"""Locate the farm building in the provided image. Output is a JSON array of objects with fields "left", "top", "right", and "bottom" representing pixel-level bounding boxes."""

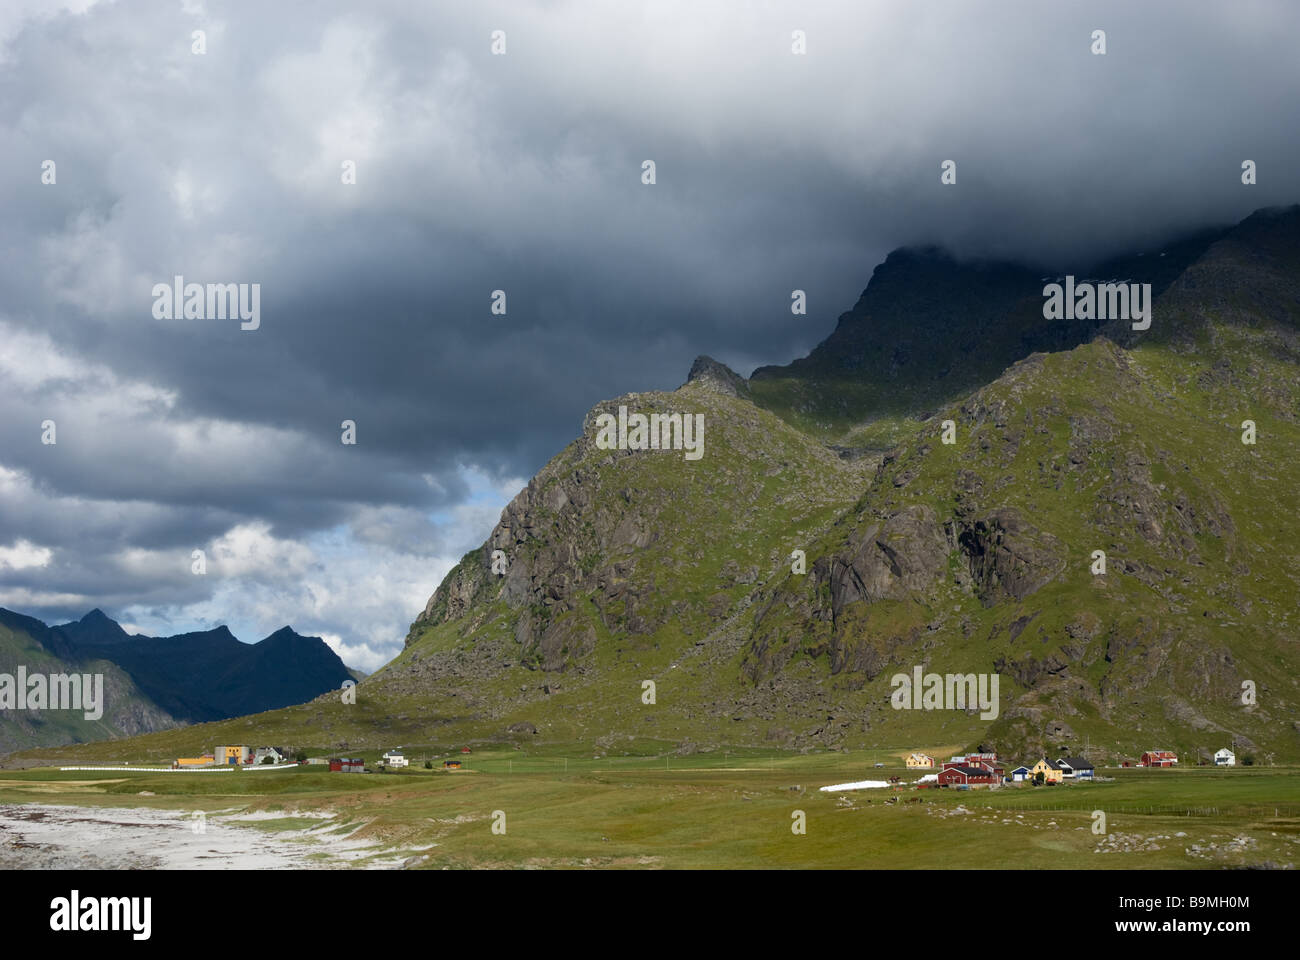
[
  {"left": 1009, "top": 766, "right": 1031, "bottom": 782},
  {"left": 216, "top": 745, "right": 252, "bottom": 766},
  {"left": 1030, "top": 758, "right": 1064, "bottom": 783},
  {"left": 937, "top": 765, "right": 999, "bottom": 788},
  {"left": 1214, "top": 748, "right": 1235, "bottom": 767},
  {"left": 253, "top": 746, "right": 289, "bottom": 764},
  {"left": 176, "top": 754, "right": 215, "bottom": 767},
  {"left": 1140, "top": 751, "right": 1178, "bottom": 767},
  {"left": 945, "top": 756, "right": 1003, "bottom": 778},
  {"left": 905, "top": 753, "right": 934, "bottom": 768},
  {"left": 1056, "top": 757, "right": 1095, "bottom": 780},
  {"left": 382, "top": 749, "right": 409, "bottom": 768},
  {"left": 443, "top": 759, "right": 462, "bottom": 769},
  {"left": 328, "top": 758, "right": 365, "bottom": 773}
]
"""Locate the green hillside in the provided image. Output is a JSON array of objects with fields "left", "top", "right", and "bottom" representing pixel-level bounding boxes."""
[{"left": 19, "top": 205, "right": 1300, "bottom": 770}]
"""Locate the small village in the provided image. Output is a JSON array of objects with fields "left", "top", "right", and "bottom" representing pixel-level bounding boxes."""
[
  {"left": 170, "top": 745, "right": 471, "bottom": 772},
  {"left": 165, "top": 742, "right": 1247, "bottom": 783},
  {"left": 895, "top": 746, "right": 1241, "bottom": 790}
]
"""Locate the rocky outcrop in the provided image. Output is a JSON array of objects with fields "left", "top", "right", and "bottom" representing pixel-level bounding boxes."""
[
  {"left": 684, "top": 355, "right": 750, "bottom": 398},
  {"left": 821, "top": 505, "right": 949, "bottom": 617},
  {"left": 954, "top": 508, "right": 1066, "bottom": 605}
]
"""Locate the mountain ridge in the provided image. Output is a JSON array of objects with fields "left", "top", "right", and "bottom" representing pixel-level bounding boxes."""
[{"left": 1, "top": 608, "right": 358, "bottom": 753}]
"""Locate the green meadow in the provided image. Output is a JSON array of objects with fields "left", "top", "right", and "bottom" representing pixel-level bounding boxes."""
[{"left": 3, "top": 746, "right": 1297, "bottom": 869}]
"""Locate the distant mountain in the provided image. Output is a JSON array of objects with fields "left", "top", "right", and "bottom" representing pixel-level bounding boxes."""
[
  {"left": 50, "top": 612, "right": 356, "bottom": 723},
  {"left": 0, "top": 608, "right": 178, "bottom": 754},
  {"left": 0, "top": 608, "right": 357, "bottom": 753}
]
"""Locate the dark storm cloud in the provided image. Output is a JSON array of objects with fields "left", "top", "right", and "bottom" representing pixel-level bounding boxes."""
[{"left": 1, "top": 0, "right": 1298, "bottom": 663}]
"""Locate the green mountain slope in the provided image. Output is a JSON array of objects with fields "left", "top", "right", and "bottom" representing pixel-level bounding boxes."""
[{"left": 25, "top": 205, "right": 1300, "bottom": 767}]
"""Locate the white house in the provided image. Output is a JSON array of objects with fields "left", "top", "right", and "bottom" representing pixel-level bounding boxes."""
[
  {"left": 383, "top": 749, "right": 409, "bottom": 768},
  {"left": 1214, "top": 748, "right": 1235, "bottom": 767},
  {"left": 1056, "top": 757, "right": 1095, "bottom": 780}
]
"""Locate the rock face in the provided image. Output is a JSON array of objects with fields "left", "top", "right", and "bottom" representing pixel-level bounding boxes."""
[
  {"left": 955, "top": 509, "right": 1066, "bottom": 605},
  {"left": 383, "top": 205, "right": 1300, "bottom": 763},
  {"left": 824, "top": 505, "right": 949, "bottom": 614}
]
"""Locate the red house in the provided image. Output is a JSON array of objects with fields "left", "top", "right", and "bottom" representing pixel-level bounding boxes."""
[
  {"left": 1140, "top": 751, "right": 1178, "bottom": 767},
  {"left": 937, "top": 765, "right": 1000, "bottom": 787},
  {"left": 944, "top": 756, "right": 1003, "bottom": 778}
]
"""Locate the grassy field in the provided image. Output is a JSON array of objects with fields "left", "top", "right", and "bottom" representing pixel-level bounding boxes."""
[{"left": 2, "top": 745, "right": 1297, "bottom": 869}]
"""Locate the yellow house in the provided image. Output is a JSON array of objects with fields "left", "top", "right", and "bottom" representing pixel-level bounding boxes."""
[
  {"left": 905, "top": 753, "right": 934, "bottom": 769},
  {"left": 176, "top": 755, "right": 214, "bottom": 767},
  {"left": 1031, "top": 757, "right": 1064, "bottom": 783},
  {"left": 216, "top": 745, "right": 251, "bottom": 766}
]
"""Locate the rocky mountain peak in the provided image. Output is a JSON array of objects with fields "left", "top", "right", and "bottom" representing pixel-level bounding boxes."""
[{"left": 683, "top": 355, "right": 750, "bottom": 398}]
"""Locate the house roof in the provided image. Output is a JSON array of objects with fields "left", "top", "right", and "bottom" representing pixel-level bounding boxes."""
[
  {"left": 944, "top": 765, "right": 996, "bottom": 778},
  {"left": 1010, "top": 766, "right": 1031, "bottom": 773},
  {"left": 1035, "top": 757, "right": 1062, "bottom": 769},
  {"left": 1058, "top": 757, "right": 1094, "bottom": 769}
]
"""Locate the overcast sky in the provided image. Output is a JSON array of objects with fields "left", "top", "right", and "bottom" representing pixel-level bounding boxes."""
[{"left": 1, "top": 0, "right": 1298, "bottom": 670}]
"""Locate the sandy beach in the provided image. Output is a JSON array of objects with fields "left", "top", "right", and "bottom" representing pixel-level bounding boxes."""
[{"left": 0, "top": 802, "right": 429, "bottom": 869}]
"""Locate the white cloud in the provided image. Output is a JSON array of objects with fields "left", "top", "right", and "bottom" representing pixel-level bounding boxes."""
[{"left": 0, "top": 539, "right": 52, "bottom": 571}]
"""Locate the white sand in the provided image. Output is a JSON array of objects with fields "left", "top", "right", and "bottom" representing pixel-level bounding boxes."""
[{"left": 0, "top": 803, "right": 424, "bottom": 869}]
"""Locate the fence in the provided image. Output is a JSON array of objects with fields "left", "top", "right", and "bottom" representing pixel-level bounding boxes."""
[
  {"left": 58, "top": 766, "right": 232, "bottom": 773},
  {"left": 962, "top": 799, "right": 1300, "bottom": 819}
]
